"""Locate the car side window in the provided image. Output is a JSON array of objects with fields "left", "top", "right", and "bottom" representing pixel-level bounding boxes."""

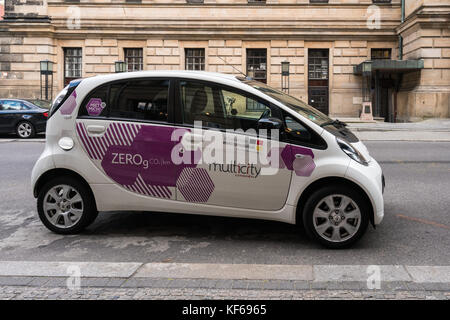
[
  {"left": 180, "top": 80, "right": 229, "bottom": 129},
  {"left": 110, "top": 79, "right": 169, "bottom": 122},
  {"left": 79, "top": 85, "right": 109, "bottom": 117},
  {"left": 180, "top": 80, "right": 272, "bottom": 131},
  {"left": 219, "top": 88, "right": 271, "bottom": 131},
  {"left": 282, "top": 112, "right": 327, "bottom": 149},
  {"left": 2, "top": 100, "right": 22, "bottom": 111}
]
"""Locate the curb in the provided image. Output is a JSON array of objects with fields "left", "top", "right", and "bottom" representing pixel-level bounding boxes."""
[{"left": 0, "top": 262, "right": 448, "bottom": 291}]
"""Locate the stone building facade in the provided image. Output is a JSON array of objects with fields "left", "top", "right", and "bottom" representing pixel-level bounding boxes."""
[{"left": 0, "top": 0, "right": 448, "bottom": 121}]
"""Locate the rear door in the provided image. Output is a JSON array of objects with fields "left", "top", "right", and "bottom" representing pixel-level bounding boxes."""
[
  {"left": 0, "top": 100, "right": 23, "bottom": 132},
  {"left": 76, "top": 78, "right": 195, "bottom": 200}
]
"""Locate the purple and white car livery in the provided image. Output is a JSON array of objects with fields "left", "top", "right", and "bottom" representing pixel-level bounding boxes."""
[{"left": 31, "top": 71, "right": 384, "bottom": 248}]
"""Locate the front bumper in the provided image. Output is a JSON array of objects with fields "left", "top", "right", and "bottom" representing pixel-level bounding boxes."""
[{"left": 345, "top": 158, "right": 385, "bottom": 225}]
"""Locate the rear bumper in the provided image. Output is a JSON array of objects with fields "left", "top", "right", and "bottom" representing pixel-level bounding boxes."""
[{"left": 35, "top": 121, "right": 47, "bottom": 133}]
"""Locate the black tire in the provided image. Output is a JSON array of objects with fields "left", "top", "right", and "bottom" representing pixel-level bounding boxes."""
[
  {"left": 16, "top": 121, "right": 35, "bottom": 139},
  {"left": 37, "top": 176, "right": 98, "bottom": 234},
  {"left": 302, "top": 185, "right": 370, "bottom": 249}
]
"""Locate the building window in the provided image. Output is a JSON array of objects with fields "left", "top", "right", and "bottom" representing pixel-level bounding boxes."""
[
  {"left": 124, "top": 48, "right": 143, "bottom": 72},
  {"left": 309, "top": 0, "right": 328, "bottom": 3},
  {"left": 246, "top": 49, "right": 267, "bottom": 83},
  {"left": 64, "top": 47, "right": 82, "bottom": 86},
  {"left": 371, "top": 48, "right": 392, "bottom": 60},
  {"left": 372, "top": 0, "right": 391, "bottom": 3},
  {"left": 185, "top": 48, "right": 205, "bottom": 71},
  {"left": 186, "top": 0, "right": 204, "bottom": 3},
  {"left": 248, "top": 0, "right": 266, "bottom": 3}
]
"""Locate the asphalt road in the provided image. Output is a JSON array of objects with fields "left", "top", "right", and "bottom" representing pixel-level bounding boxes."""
[{"left": 0, "top": 140, "right": 449, "bottom": 266}]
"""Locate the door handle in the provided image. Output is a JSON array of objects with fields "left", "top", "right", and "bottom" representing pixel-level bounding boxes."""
[
  {"left": 87, "top": 125, "right": 106, "bottom": 134},
  {"left": 295, "top": 154, "right": 305, "bottom": 159}
]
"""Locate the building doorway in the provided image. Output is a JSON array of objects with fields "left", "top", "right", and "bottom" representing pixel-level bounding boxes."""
[{"left": 308, "top": 49, "right": 329, "bottom": 115}]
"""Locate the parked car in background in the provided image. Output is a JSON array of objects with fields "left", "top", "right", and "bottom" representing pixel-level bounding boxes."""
[
  {"left": 0, "top": 99, "right": 48, "bottom": 138},
  {"left": 25, "top": 99, "right": 51, "bottom": 110}
]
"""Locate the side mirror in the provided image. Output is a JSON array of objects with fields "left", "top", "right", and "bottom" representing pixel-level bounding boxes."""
[{"left": 257, "top": 117, "right": 283, "bottom": 130}]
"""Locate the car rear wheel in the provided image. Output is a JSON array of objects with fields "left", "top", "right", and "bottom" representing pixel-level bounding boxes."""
[
  {"left": 37, "top": 177, "right": 98, "bottom": 234},
  {"left": 302, "top": 185, "right": 370, "bottom": 249},
  {"left": 16, "top": 121, "right": 35, "bottom": 139}
]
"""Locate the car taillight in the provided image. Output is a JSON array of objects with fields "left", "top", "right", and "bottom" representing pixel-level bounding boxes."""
[{"left": 43, "top": 112, "right": 48, "bottom": 118}]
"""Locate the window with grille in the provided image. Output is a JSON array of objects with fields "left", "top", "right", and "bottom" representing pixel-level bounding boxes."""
[
  {"left": 371, "top": 48, "right": 392, "bottom": 60},
  {"left": 185, "top": 48, "right": 205, "bottom": 71},
  {"left": 246, "top": 49, "right": 267, "bottom": 83},
  {"left": 125, "top": 48, "right": 143, "bottom": 72},
  {"left": 64, "top": 48, "right": 82, "bottom": 86}
]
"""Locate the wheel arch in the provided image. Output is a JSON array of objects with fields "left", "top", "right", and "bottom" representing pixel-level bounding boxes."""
[
  {"left": 33, "top": 168, "right": 96, "bottom": 210},
  {"left": 295, "top": 176, "right": 376, "bottom": 228}
]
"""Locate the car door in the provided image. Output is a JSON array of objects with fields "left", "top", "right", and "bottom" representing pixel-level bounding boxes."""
[
  {"left": 174, "top": 79, "right": 293, "bottom": 211},
  {"left": 0, "top": 100, "right": 7, "bottom": 132},
  {"left": 76, "top": 78, "right": 197, "bottom": 200}
]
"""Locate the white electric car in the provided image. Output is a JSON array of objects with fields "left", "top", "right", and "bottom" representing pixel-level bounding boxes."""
[{"left": 31, "top": 71, "right": 384, "bottom": 248}]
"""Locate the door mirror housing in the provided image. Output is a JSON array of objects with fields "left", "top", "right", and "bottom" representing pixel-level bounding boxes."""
[{"left": 257, "top": 117, "right": 283, "bottom": 130}]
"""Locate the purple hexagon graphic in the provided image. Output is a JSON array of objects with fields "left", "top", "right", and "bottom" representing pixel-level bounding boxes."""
[
  {"left": 59, "top": 90, "right": 77, "bottom": 115},
  {"left": 280, "top": 144, "right": 316, "bottom": 177},
  {"left": 76, "top": 122, "right": 202, "bottom": 198},
  {"left": 176, "top": 168, "right": 215, "bottom": 203},
  {"left": 292, "top": 155, "right": 315, "bottom": 177},
  {"left": 86, "top": 98, "right": 106, "bottom": 116}
]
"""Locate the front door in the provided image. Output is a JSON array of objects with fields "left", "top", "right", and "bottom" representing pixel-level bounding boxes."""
[
  {"left": 175, "top": 79, "right": 292, "bottom": 211},
  {"left": 308, "top": 49, "right": 329, "bottom": 115}
]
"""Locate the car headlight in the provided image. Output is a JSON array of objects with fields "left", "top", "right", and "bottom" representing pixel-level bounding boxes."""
[{"left": 336, "top": 137, "right": 369, "bottom": 166}]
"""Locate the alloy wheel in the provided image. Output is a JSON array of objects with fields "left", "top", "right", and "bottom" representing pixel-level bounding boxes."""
[
  {"left": 42, "top": 185, "right": 84, "bottom": 229},
  {"left": 312, "top": 194, "right": 361, "bottom": 243},
  {"left": 17, "top": 122, "right": 33, "bottom": 138}
]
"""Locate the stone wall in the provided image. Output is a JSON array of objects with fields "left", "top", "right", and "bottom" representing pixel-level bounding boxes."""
[
  {"left": 1, "top": 0, "right": 448, "bottom": 120},
  {"left": 397, "top": 1, "right": 450, "bottom": 121}
]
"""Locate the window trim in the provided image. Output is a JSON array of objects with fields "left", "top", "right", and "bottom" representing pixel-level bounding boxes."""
[
  {"left": 185, "top": 48, "right": 206, "bottom": 71},
  {"left": 63, "top": 47, "right": 82, "bottom": 85},
  {"left": 124, "top": 48, "right": 144, "bottom": 72},
  {"left": 77, "top": 77, "right": 175, "bottom": 125},
  {"left": 246, "top": 48, "right": 267, "bottom": 84}
]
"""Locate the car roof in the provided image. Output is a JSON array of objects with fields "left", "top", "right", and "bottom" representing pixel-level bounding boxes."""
[{"left": 82, "top": 70, "right": 242, "bottom": 85}]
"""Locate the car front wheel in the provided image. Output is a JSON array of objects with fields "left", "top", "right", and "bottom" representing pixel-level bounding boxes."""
[
  {"left": 37, "top": 177, "right": 98, "bottom": 234},
  {"left": 302, "top": 185, "right": 370, "bottom": 249}
]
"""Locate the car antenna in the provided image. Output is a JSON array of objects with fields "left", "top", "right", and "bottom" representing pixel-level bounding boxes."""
[{"left": 215, "top": 55, "right": 250, "bottom": 78}]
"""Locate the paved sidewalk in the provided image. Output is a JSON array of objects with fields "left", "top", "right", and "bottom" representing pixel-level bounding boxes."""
[
  {"left": 346, "top": 119, "right": 450, "bottom": 132},
  {"left": 343, "top": 118, "right": 450, "bottom": 141},
  {"left": 1, "top": 286, "right": 448, "bottom": 300},
  {"left": 0, "top": 261, "right": 448, "bottom": 299}
]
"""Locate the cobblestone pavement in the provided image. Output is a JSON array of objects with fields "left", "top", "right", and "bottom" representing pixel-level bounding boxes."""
[{"left": 0, "top": 286, "right": 449, "bottom": 300}]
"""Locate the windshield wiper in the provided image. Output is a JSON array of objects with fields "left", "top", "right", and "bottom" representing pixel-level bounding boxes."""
[{"left": 320, "top": 119, "right": 348, "bottom": 128}]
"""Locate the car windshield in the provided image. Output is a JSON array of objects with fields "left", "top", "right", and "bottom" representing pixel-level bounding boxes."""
[{"left": 243, "top": 80, "right": 331, "bottom": 126}]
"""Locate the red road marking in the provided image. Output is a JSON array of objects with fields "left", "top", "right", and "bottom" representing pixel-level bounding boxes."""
[{"left": 396, "top": 214, "right": 450, "bottom": 230}]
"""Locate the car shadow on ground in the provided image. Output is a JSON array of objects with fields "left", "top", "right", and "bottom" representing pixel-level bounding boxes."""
[
  {"left": 0, "top": 133, "right": 45, "bottom": 140},
  {"left": 85, "top": 210, "right": 309, "bottom": 244}
]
